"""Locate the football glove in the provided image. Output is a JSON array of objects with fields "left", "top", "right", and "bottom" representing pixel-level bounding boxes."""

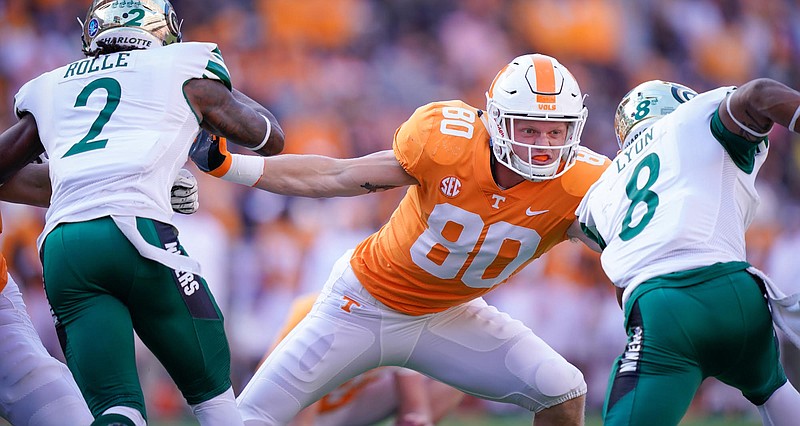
[
  {"left": 189, "top": 130, "right": 232, "bottom": 177},
  {"left": 189, "top": 129, "right": 265, "bottom": 186},
  {"left": 171, "top": 168, "right": 199, "bottom": 214}
]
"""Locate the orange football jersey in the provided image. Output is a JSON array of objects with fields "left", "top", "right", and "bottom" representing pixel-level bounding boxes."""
[{"left": 351, "top": 100, "right": 609, "bottom": 315}]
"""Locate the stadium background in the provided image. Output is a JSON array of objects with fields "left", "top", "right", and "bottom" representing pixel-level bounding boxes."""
[{"left": 0, "top": 0, "right": 799, "bottom": 424}]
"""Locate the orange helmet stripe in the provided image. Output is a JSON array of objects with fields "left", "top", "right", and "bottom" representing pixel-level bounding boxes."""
[
  {"left": 532, "top": 55, "right": 556, "bottom": 104},
  {"left": 487, "top": 64, "right": 510, "bottom": 98}
]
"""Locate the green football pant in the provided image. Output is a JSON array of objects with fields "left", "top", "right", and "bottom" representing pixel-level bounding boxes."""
[
  {"left": 42, "top": 216, "right": 231, "bottom": 419},
  {"left": 603, "top": 269, "right": 786, "bottom": 426}
]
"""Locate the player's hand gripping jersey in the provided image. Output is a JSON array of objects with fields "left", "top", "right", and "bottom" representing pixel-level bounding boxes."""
[
  {"left": 13, "top": 42, "right": 231, "bottom": 251},
  {"left": 576, "top": 87, "right": 766, "bottom": 301},
  {"left": 351, "top": 101, "right": 609, "bottom": 314}
]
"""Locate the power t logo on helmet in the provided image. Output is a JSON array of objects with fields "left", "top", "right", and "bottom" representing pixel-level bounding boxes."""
[
  {"left": 80, "top": 0, "right": 182, "bottom": 56},
  {"left": 485, "top": 53, "right": 588, "bottom": 181}
]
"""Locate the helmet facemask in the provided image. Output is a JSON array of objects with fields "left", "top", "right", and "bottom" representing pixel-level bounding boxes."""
[
  {"left": 80, "top": 0, "right": 182, "bottom": 57},
  {"left": 615, "top": 80, "right": 697, "bottom": 150},
  {"left": 485, "top": 54, "right": 588, "bottom": 181},
  {"left": 488, "top": 109, "right": 586, "bottom": 181}
]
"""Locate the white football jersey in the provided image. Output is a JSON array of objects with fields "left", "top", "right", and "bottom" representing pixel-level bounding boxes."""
[
  {"left": 576, "top": 87, "right": 767, "bottom": 298},
  {"left": 14, "top": 42, "right": 231, "bottom": 250}
]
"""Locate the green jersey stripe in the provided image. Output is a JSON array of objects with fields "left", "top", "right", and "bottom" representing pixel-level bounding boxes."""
[{"left": 205, "top": 60, "right": 231, "bottom": 91}]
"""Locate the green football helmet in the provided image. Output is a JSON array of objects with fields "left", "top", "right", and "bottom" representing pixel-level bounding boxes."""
[
  {"left": 81, "top": 0, "right": 182, "bottom": 55},
  {"left": 615, "top": 80, "right": 697, "bottom": 149}
]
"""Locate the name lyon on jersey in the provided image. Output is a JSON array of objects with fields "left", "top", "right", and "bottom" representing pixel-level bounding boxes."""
[
  {"left": 577, "top": 87, "right": 766, "bottom": 297},
  {"left": 613, "top": 126, "right": 658, "bottom": 174}
]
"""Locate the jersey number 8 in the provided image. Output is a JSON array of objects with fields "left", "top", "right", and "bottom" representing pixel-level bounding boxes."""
[{"left": 620, "top": 153, "right": 660, "bottom": 240}]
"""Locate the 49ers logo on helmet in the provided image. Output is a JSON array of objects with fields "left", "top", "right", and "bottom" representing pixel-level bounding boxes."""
[{"left": 440, "top": 176, "right": 461, "bottom": 198}]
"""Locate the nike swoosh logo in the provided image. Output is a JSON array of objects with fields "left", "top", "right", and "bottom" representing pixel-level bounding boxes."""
[{"left": 526, "top": 208, "right": 549, "bottom": 216}]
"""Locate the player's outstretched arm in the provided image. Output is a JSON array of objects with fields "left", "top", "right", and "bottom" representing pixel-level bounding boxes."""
[
  {"left": 184, "top": 78, "right": 284, "bottom": 157},
  {"left": 567, "top": 220, "right": 603, "bottom": 253},
  {"left": 258, "top": 150, "right": 419, "bottom": 197},
  {"left": 721, "top": 78, "right": 800, "bottom": 142},
  {"left": 0, "top": 162, "right": 199, "bottom": 214},
  {"left": 190, "top": 131, "right": 418, "bottom": 197},
  {"left": 0, "top": 162, "right": 50, "bottom": 207},
  {"left": 0, "top": 114, "right": 45, "bottom": 186}
]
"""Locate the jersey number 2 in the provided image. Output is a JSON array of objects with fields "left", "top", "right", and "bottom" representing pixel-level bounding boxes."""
[{"left": 63, "top": 78, "right": 121, "bottom": 158}]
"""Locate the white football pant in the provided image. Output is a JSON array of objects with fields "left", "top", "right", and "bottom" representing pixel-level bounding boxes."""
[
  {"left": 0, "top": 274, "right": 93, "bottom": 425},
  {"left": 237, "top": 251, "right": 586, "bottom": 425}
]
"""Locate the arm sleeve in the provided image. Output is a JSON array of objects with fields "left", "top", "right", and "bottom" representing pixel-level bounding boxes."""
[
  {"left": 175, "top": 42, "right": 233, "bottom": 91},
  {"left": 14, "top": 78, "right": 37, "bottom": 117}
]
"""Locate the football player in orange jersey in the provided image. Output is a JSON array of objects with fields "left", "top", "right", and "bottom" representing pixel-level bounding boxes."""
[{"left": 192, "top": 53, "right": 611, "bottom": 426}]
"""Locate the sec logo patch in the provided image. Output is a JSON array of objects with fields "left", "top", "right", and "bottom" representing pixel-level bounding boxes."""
[{"left": 440, "top": 176, "right": 461, "bottom": 198}]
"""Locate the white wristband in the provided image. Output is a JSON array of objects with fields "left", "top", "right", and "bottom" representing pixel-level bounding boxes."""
[
  {"left": 726, "top": 94, "right": 770, "bottom": 138},
  {"left": 222, "top": 154, "right": 264, "bottom": 187},
  {"left": 248, "top": 114, "right": 272, "bottom": 152},
  {"left": 788, "top": 104, "right": 800, "bottom": 133}
]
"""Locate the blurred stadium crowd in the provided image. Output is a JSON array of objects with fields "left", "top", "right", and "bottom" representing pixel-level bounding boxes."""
[{"left": 1, "top": 0, "right": 800, "bottom": 422}]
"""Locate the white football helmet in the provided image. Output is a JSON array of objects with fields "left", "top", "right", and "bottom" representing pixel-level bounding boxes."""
[
  {"left": 81, "top": 0, "right": 182, "bottom": 56},
  {"left": 615, "top": 80, "right": 697, "bottom": 149},
  {"left": 485, "top": 54, "right": 587, "bottom": 181}
]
